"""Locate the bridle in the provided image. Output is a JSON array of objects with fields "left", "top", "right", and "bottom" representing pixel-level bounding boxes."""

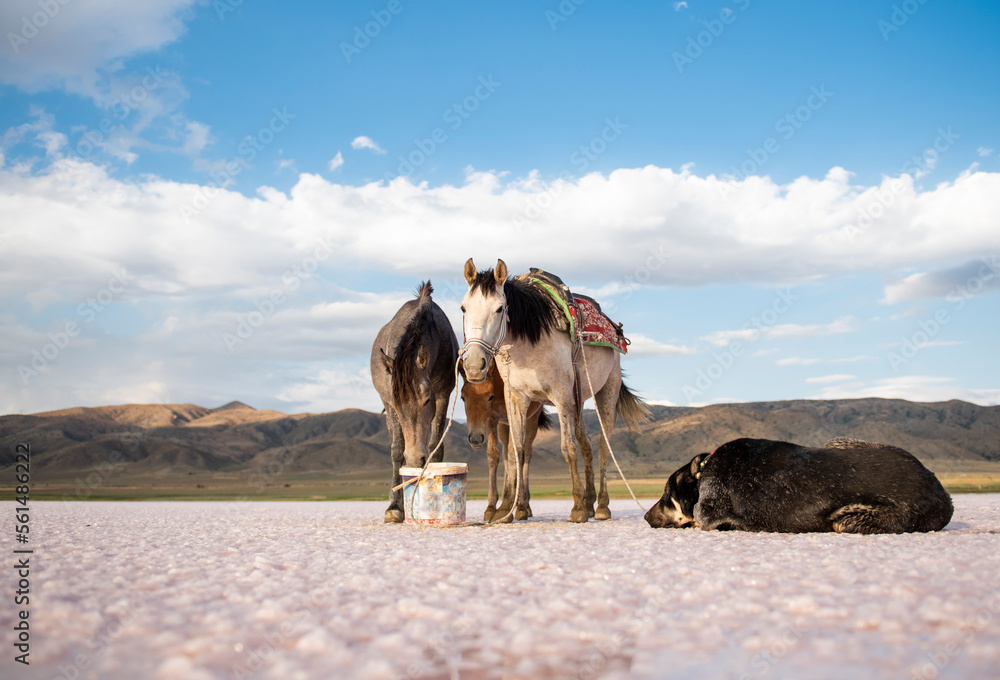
[{"left": 462, "top": 301, "right": 509, "bottom": 358}]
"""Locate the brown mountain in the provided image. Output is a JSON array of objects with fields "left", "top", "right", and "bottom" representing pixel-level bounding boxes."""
[{"left": 1, "top": 398, "right": 998, "bottom": 481}]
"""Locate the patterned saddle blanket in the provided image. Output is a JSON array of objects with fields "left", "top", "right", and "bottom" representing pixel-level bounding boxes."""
[
  {"left": 570, "top": 295, "right": 629, "bottom": 354},
  {"left": 523, "top": 268, "right": 629, "bottom": 354}
]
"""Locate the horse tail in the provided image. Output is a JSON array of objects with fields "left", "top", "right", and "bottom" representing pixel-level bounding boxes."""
[
  {"left": 536, "top": 407, "right": 554, "bottom": 431},
  {"left": 616, "top": 381, "right": 651, "bottom": 433}
]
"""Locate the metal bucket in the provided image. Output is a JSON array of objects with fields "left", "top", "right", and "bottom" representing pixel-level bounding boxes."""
[{"left": 399, "top": 462, "right": 469, "bottom": 525}]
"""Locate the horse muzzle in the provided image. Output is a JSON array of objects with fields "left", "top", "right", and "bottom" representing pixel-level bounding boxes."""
[{"left": 462, "top": 355, "right": 490, "bottom": 383}]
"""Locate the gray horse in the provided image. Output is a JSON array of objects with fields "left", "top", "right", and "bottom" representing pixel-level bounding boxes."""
[{"left": 371, "top": 281, "right": 459, "bottom": 523}]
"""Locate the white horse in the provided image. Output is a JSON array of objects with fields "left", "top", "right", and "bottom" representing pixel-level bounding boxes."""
[{"left": 460, "top": 258, "right": 649, "bottom": 522}]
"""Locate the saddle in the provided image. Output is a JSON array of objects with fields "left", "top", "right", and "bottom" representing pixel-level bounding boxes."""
[
  {"left": 521, "top": 268, "right": 628, "bottom": 353},
  {"left": 519, "top": 267, "right": 630, "bottom": 419}
]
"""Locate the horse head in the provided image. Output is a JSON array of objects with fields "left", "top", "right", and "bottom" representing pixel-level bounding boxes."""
[
  {"left": 460, "top": 257, "right": 508, "bottom": 383},
  {"left": 460, "top": 359, "right": 500, "bottom": 448}
]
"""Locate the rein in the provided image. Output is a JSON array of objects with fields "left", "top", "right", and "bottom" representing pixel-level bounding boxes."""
[{"left": 460, "top": 302, "right": 522, "bottom": 523}]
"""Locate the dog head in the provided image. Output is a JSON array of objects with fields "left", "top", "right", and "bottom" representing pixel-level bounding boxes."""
[{"left": 644, "top": 453, "right": 709, "bottom": 528}]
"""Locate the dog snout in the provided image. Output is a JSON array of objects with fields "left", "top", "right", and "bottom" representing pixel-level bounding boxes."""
[{"left": 644, "top": 501, "right": 667, "bottom": 528}]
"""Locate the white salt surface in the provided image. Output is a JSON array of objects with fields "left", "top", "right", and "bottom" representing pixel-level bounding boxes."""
[{"left": 4, "top": 497, "right": 1000, "bottom": 680}]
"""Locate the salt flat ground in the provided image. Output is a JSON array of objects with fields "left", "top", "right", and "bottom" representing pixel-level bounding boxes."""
[{"left": 3, "top": 498, "right": 1000, "bottom": 680}]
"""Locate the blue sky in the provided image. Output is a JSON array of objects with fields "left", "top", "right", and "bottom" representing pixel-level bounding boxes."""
[{"left": 1, "top": 0, "right": 999, "bottom": 415}]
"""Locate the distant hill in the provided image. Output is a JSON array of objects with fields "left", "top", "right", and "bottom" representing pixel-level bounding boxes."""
[{"left": 1, "top": 398, "right": 998, "bottom": 481}]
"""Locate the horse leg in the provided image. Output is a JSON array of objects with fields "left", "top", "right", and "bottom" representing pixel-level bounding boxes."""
[
  {"left": 494, "top": 422, "right": 515, "bottom": 520},
  {"left": 575, "top": 417, "right": 595, "bottom": 517},
  {"left": 593, "top": 368, "right": 621, "bottom": 521},
  {"left": 517, "top": 412, "right": 539, "bottom": 520},
  {"left": 428, "top": 395, "right": 449, "bottom": 463},
  {"left": 483, "top": 420, "right": 501, "bottom": 522},
  {"left": 556, "top": 405, "right": 589, "bottom": 523},
  {"left": 385, "top": 408, "right": 405, "bottom": 523},
  {"left": 496, "top": 387, "right": 530, "bottom": 523}
]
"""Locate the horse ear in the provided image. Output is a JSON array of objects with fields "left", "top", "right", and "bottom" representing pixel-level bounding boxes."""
[
  {"left": 416, "top": 345, "right": 430, "bottom": 369},
  {"left": 495, "top": 259, "right": 507, "bottom": 284},
  {"left": 464, "top": 258, "right": 476, "bottom": 285},
  {"left": 380, "top": 348, "right": 392, "bottom": 373}
]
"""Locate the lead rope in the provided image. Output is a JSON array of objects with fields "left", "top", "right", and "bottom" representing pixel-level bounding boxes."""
[
  {"left": 578, "top": 334, "right": 647, "bottom": 514},
  {"left": 391, "top": 353, "right": 464, "bottom": 522},
  {"left": 495, "top": 365, "right": 521, "bottom": 524}
]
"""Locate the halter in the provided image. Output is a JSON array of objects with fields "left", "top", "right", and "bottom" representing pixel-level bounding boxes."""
[
  {"left": 462, "top": 304, "right": 508, "bottom": 357},
  {"left": 699, "top": 450, "right": 716, "bottom": 471}
]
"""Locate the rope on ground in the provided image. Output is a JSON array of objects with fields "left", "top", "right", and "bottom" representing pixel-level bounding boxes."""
[{"left": 578, "top": 339, "right": 647, "bottom": 514}]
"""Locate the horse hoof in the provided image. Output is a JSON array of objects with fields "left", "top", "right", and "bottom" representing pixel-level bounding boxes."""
[
  {"left": 527, "top": 506, "right": 533, "bottom": 518},
  {"left": 568, "top": 509, "right": 590, "bottom": 523},
  {"left": 483, "top": 507, "right": 497, "bottom": 522},
  {"left": 491, "top": 512, "right": 514, "bottom": 524},
  {"left": 515, "top": 508, "right": 529, "bottom": 521},
  {"left": 384, "top": 509, "right": 404, "bottom": 523},
  {"left": 588, "top": 507, "right": 596, "bottom": 518},
  {"left": 594, "top": 507, "right": 612, "bottom": 521}
]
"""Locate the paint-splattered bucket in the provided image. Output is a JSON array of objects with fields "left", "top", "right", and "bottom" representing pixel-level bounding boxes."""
[{"left": 399, "top": 462, "right": 468, "bottom": 525}]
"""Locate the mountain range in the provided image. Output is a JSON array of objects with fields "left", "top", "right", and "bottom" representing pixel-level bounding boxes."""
[{"left": 2, "top": 398, "right": 998, "bottom": 481}]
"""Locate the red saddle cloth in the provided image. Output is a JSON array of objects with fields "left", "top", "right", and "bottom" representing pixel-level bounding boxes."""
[{"left": 569, "top": 297, "right": 628, "bottom": 354}]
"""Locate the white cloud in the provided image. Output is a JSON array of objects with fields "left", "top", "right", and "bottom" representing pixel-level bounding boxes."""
[
  {"left": 811, "top": 376, "right": 1000, "bottom": 406},
  {"left": 276, "top": 366, "right": 379, "bottom": 413},
  {"left": 91, "top": 380, "right": 171, "bottom": 405},
  {"left": 770, "top": 317, "right": 857, "bottom": 339},
  {"left": 3, "top": 156, "right": 1000, "bottom": 413},
  {"left": 625, "top": 333, "right": 695, "bottom": 357},
  {"left": 277, "top": 159, "right": 296, "bottom": 172},
  {"left": 979, "top": 147, "right": 994, "bottom": 157},
  {"left": 328, "top": 151, "right": 344, "bottom": 171},
  {"left": 4, "top": 155, "right": 999, "bottom": 295},
  {"left": 832, "top": 355, "right": 873, "bottom": 363},
  {"left": 180, "top": 121, "right": 212, "bottom": 157},
  {"left": 885, "top": 339, "right": 966, "bottom": 350},
  {"left": 0, "top": 0, "right": 198, "bottom": 96},
  {"left": 351, "top": 136, "right": 385, "bottom": 154},
  {"left": 674, "top": 2, "right": 688, "bottom": 10},
  {"left": 805, "top": 374, "right": 855, "bottom": 384},
  {"left": 0, "top": 3, "right": 219, "bottom": 166},
  {"left": 703, "top": 317, "right": 857, "bottom": 347},
  {"left": 2, "top": 106, "right": 67, "bottom": 156},
  {"left": 777, "top": 357, "right": 822, "bottom": 366},
  {"left": 882, "top": 258, "right": 1000, "bottom": 304}
]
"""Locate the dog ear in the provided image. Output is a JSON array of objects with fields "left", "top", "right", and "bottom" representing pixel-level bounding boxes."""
[
  {"left": 690, "top": 453, "right": 709, "bottom": 479},
  {"left": 495, "top": 259, "right": 507, "bottom": 284},
  {"left": 380, "top": 348, "right": 392, "bottom": 374}
]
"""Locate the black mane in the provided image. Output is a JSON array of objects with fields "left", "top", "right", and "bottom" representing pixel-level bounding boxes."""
[
  {"left": 390, "top": 281, "right": 435, "bottom": 406},
  {"left": 470, "top": 267, "right": 557, "bottom": 345}
]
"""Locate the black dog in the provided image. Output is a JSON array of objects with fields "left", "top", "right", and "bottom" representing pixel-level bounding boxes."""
[{"left": 644, "top": 437, "right": 953, "bottom": 534}]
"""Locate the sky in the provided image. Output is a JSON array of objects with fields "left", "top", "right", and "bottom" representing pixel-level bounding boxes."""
[{"left": 1, "top": 0, "right": 999, "bottom": 416}]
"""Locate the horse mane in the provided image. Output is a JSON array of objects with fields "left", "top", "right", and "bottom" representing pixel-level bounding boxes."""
[
  {"left": 469, "top": 266, "right": 557, "bottom": 345},
  {"left": 390, "top": 281, "right": 435, "bottom": 406}
]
